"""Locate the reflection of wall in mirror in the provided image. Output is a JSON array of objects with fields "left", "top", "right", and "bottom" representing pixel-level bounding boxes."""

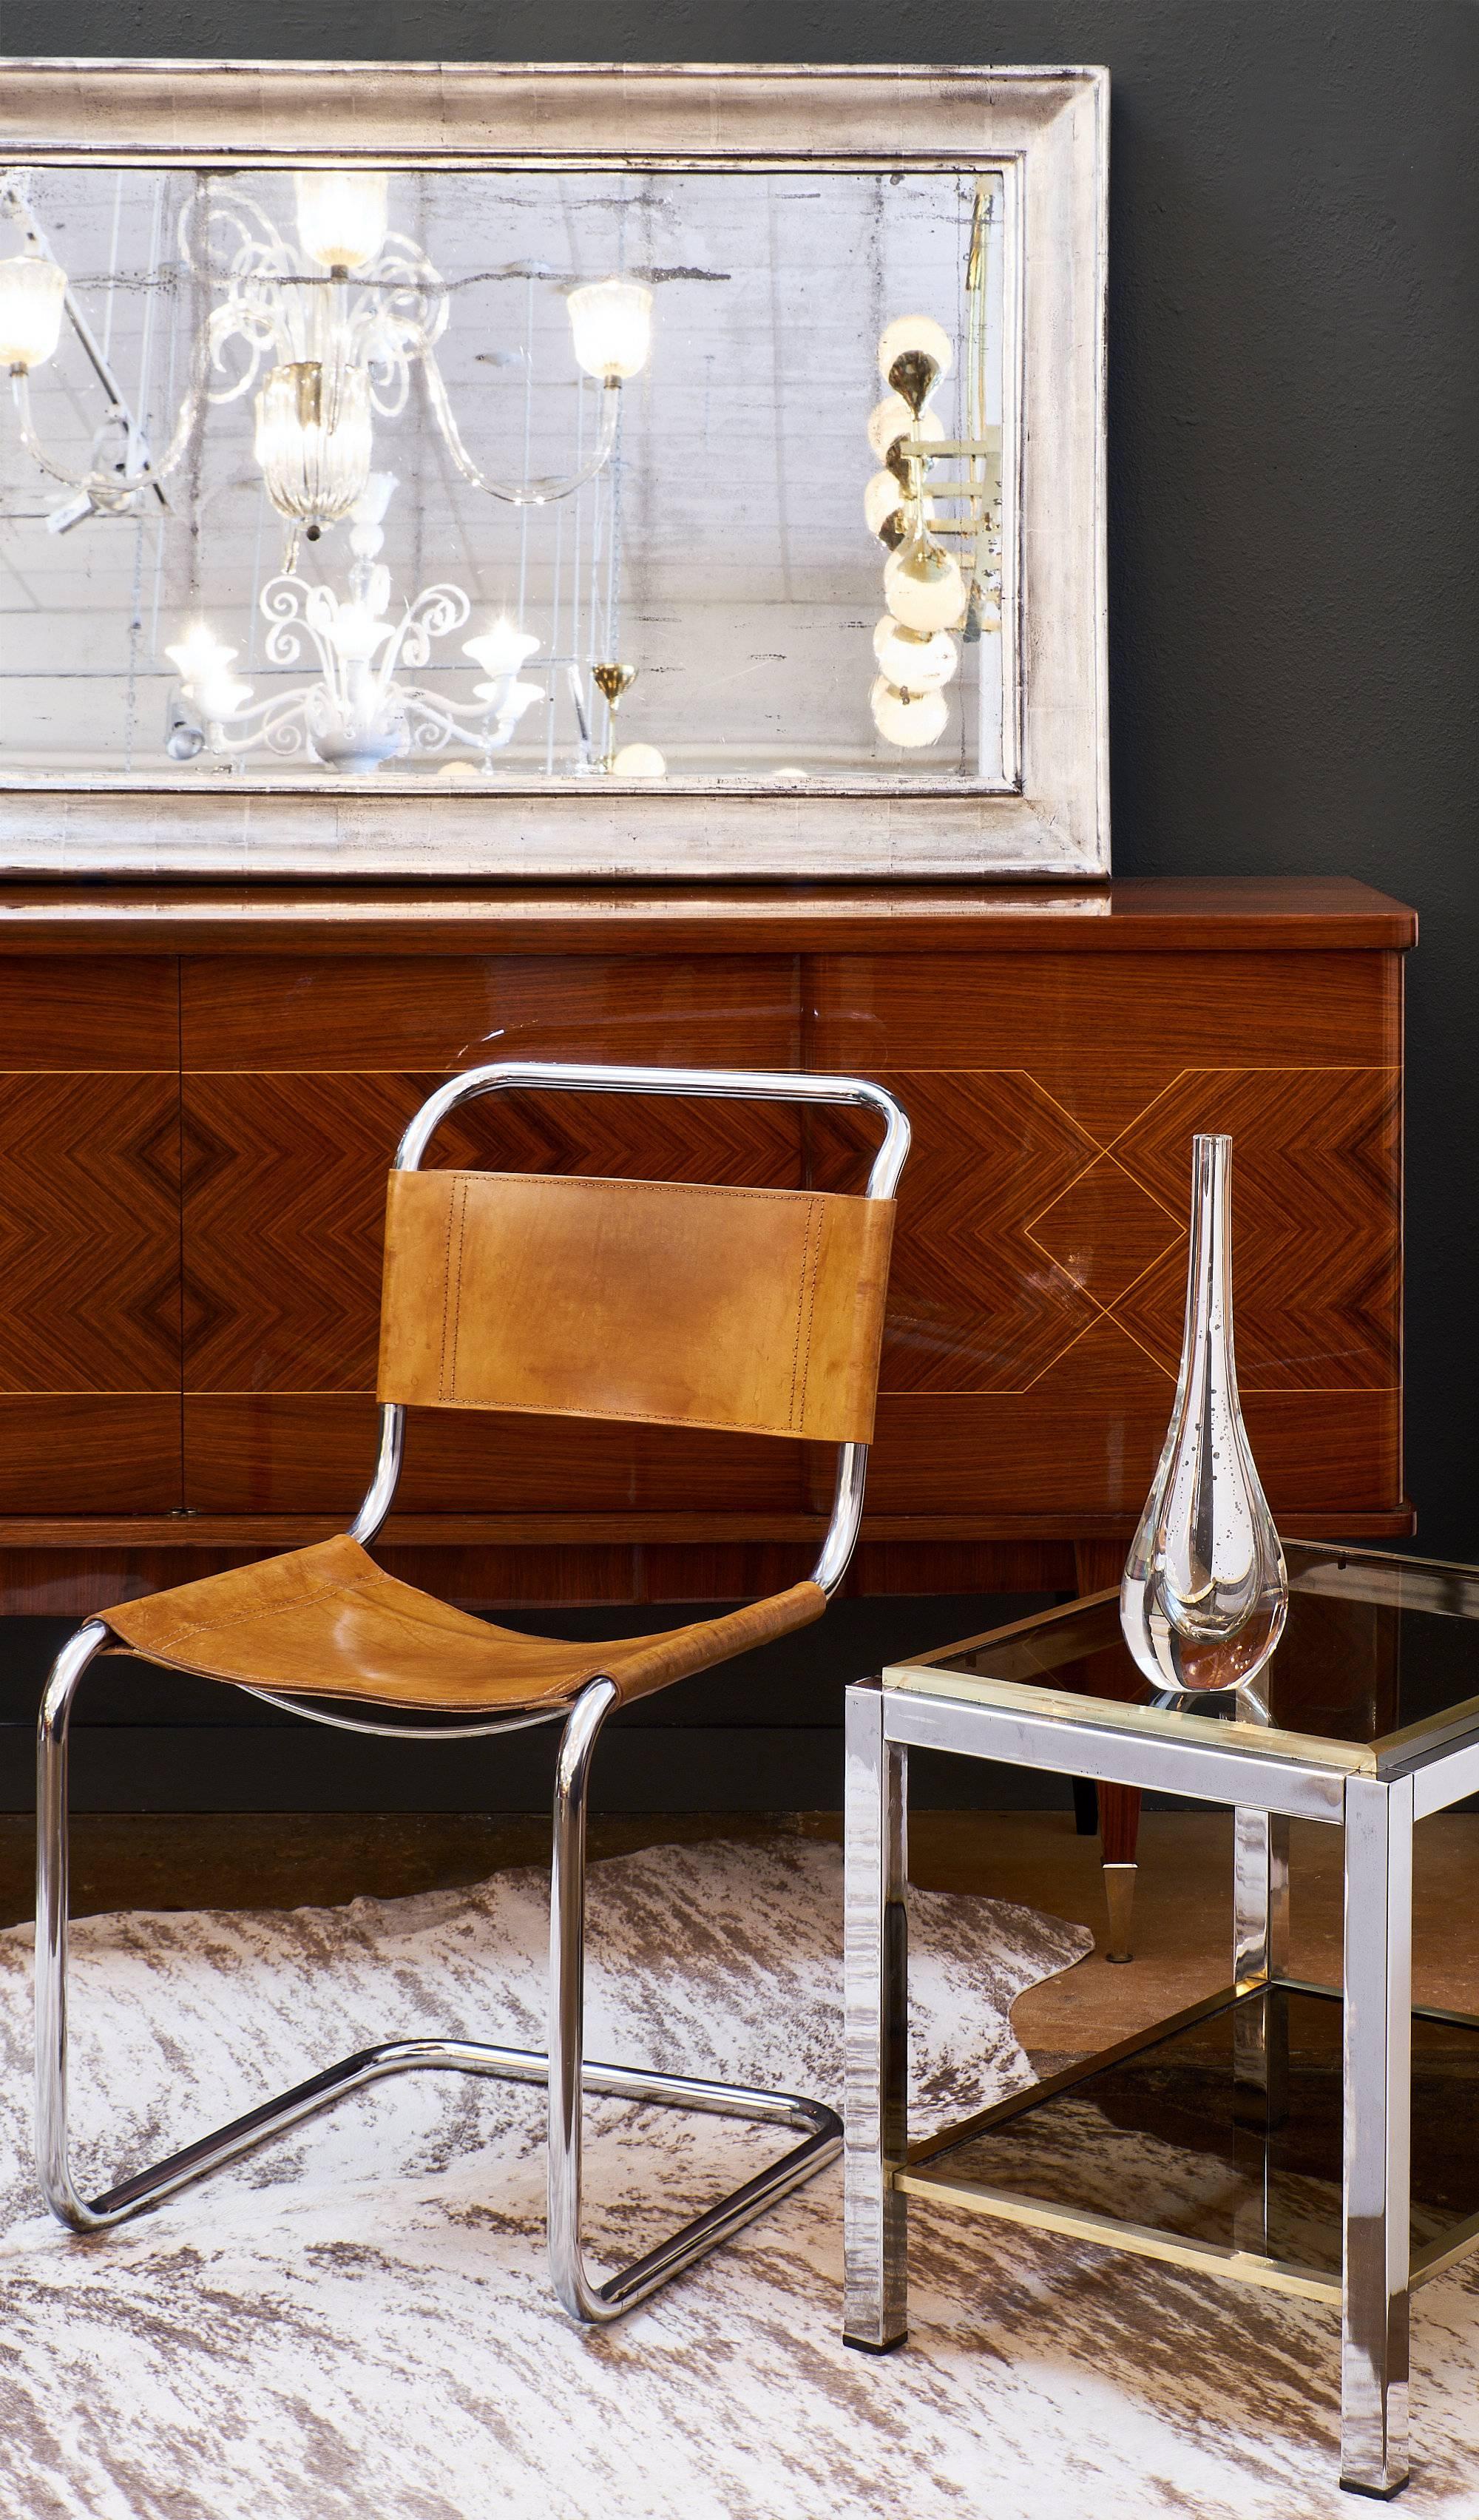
[{"left": 0, "top": 166, "right": 1011, "bottom": 788}]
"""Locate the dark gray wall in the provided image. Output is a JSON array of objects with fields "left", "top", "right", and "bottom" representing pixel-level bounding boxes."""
[{"left": 2, "top": 3, "right": 1475, "bottom": 1574}]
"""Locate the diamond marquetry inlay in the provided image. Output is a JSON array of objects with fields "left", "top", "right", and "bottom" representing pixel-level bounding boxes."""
[{"left": 1026, "top": 1155, "right": 1182, "bottom": 1312}]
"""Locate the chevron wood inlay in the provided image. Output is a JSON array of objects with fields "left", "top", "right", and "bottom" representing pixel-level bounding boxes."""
[
  {"left": 182, "top": 1075, "right": 424, "bottom": 1394},
  {"left": 1026, "top": 1155, "right": 1183, "bottom": 1311},
  {"left": 182, "top": 1074, "right": 805, "bottom": 1397},
  {"left": 809, "top": 949, "right": 1401, "bottom": 1143},
  {"left": 0, "top": 889, "right": 1409, "bottom": 1636},
  {"left": 0, "top": 1070, "right": 180, "bottom": 1394},
  {"left": 1109, "top": 1067, "right": 1401, "bottom": 1389},
  {"left": 815, "top": 1070, "right": 1106, "bottom": 1394}
]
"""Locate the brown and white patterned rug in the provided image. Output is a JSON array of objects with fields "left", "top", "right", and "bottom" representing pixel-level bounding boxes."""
[{"left": 0, "top": 1837, "right": 1472, "bottom": 2519}]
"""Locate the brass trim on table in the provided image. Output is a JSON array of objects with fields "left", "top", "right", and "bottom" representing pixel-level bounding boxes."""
[
  {"left": 1411, "top": 2209, "right": 1479, "bottom": 2292},
  {"left": 898, "top": 1976, "right": 1479, "bottom": 2308},
  {"left": 887, "top": 1536, "right": 1479, "bottom": 1779},
  {"left": 885, "top": 1656, "right": 1381, "bottom": 1774},
  {"left": 892, "top": 2167, "right": 1341, "bottom": 2306}
]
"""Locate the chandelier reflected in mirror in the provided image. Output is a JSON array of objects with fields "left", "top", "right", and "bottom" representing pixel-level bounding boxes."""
[
  {"left": 164, "top": 473, "right": 549, "bottom": 774},
  {"left": 863, "top": 178, "right": 1002, "bottom": 752},
  {"left": 0, "top": 152, "right": 1023, "bottom": 796},
  {"left": 0, "top": 166, "right": 652, "bottom": 553}
]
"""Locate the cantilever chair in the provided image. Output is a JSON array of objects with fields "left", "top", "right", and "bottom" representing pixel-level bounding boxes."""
[{"left": 35, "top": 1059, "right": 909, "bottom": 2323}]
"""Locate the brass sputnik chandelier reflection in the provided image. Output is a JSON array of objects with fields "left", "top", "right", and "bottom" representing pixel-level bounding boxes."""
[
  {"left": 0, "top": 169, "right": 653, "bottom": 550},
  {"left": 863, "top": 183, "right": 1001, "bottom": 751}
]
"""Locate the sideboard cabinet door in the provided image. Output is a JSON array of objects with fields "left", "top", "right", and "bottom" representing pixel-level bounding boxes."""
[{"left": 0, "top": 959, "right": 181, "bottom": 1509}]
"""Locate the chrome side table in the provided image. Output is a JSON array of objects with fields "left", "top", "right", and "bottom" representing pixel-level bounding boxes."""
[{"left": 843, "top": 1541, "right": 1479, "bottom": 2500}]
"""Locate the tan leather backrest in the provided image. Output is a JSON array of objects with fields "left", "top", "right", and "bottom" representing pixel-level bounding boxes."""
[{"left": 378, "top": 1169, "right": 895, "bottom": 1444}]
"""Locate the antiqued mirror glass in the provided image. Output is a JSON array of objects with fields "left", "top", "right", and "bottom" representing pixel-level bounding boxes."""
[{"left": 0, "top": 165, "right": 1010, "bottom": 790}]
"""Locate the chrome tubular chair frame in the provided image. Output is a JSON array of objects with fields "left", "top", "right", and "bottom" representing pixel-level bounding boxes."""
[{"left": 36, "top": 1059, "right": 910, "bottom": 2323}]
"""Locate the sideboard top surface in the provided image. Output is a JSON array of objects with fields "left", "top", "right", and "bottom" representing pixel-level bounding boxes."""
[{"left": 0, "top": 876, "right": 1418, "bottom": 958}]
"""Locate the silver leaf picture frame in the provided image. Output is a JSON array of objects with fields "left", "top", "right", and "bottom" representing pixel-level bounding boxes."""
[{"left": 0, "top": 60, "right": 1109, "bottom": 880}]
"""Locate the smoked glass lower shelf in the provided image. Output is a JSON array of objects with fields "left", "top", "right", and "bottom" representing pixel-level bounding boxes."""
[{"left": 896, "top": 1984, "right": 1479, "bottom": 2306}]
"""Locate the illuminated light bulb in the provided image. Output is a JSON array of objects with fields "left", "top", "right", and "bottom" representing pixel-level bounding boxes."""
[
  {"left": 612, "top": 742, "right": 666, "bottom": 777},
  {"left": 870, "top": 675, "right": 949, "bottom": 749},
  {"left": 165, "top": 624, "right": 237, "bottom": 693},
  {"left": 464, "top": 618, "right": 541, "bottom": 680},
  {"left": 254, "top": 360, "right": 373, "bottom": 532},
  {"left": 864, "top": 470, "right": 933, "bottom": 538},
  {"left": 883, "top": 526, "right": 966, "bottom": 634},
  {"left": 294, "top": 171, "right": 390, "bottom": 273},
  {"left": 568, "top": 279, "right": 653, "bottom": 380},
  {"left": 326, "top": 600, "right": 395, "bottom": 663},
  {"left": 867, "top": 396, "right": 945, "bottom": 465},
  {"left": 473, "top": 676, "right": 544, "bottom": 724},
  {"left": 164, "top": 624, "right": 254, "bottom": 718},
  {"left": 864, "top": 471, "right": 904, "bottom": 538},
  {"left": 165, "top": 626, "right": 253, "bottom": 724},
  {"left": 198, "top": 673, "right": 254, "bottom": 718},
  {"left": 878, "top": 314, "right": 955, "bottom": 384},
  {"left": 873, "top": 615, "right": 958, "bottom": 692},
  {"left": 0, "top": 251, "right": 67, "bottom": 371}
]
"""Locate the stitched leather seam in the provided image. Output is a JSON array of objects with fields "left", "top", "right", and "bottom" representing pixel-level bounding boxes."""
[
  {"left": 434, "top": 1175, "right": 456, "bottom": 1402},
  {"left": 449, "top": 1175, "right": 851, "bottom": 1207},
  {"left": 427, "top": 1177, "right": 867, "bottom": 1429},
  {"left": 790, "top": 1195, "right": 823, "bottom": 1433},
  {"left": 450, "top": 1175, "right": 471, "bottom": 1402},
  {"left": 444, "top": 1176, "right": 470, "bottom": 1403},
  {"left": 408, "top": 1396, "right": 810, "bottom": 1433}
]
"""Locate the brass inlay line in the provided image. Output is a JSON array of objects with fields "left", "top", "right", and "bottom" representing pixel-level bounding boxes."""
[
  {"left": 900, "top": 1974, "right": 1479, "bottom": 2305},
  {"left": 1411, "top": 2210, "right": 1479, "bottom": 2291},
  {"left": 884, "top": 1661, "right": 1379, "bottom": 1774},
  {"left": 892, "top": 2169, "right": 1341, "bottom": 2306}
]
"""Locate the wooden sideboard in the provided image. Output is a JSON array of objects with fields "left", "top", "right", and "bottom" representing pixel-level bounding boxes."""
[{"left": 0, "top": 874, "right": 1412, "bottom": 1629}]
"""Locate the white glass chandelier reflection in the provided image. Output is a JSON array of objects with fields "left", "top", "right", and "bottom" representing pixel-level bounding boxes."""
[
  {"left": 0, "top": 246, "right": 65, "bottom": 370},
  {"left": 0, "top": 167, "right": 653, "bottom": 541},
  {"left": 164, "top": 474, "right": 546, "bottom": 775}
]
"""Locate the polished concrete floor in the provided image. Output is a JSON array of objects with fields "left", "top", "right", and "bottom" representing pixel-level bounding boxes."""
[{"left": 3, "top": 1806, "right": 1475, "bottom": 2065}]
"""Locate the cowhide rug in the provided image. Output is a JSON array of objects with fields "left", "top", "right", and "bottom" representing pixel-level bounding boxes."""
[{"left": 0, "top": 1837, "right": 1471, "bottom": 2518}]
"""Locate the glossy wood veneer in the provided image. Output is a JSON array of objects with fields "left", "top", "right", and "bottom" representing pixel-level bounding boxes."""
[
  {"left": 182, "top": 1396, "right": 810, "bottom": 1516},
  {"left": 0, "top": 878, "right": 1418, "bottom": 959},
  {"left": 0, "top": 1398, "right": 180, "bottom": 1513},
  {"left": 0, "top": 877, "right": 1415, "bottom": 1606},
  {"left": 181, "top": 1074, "right": 805, "bottom": 1394},
  {"left": 182, "top": 953, "right": 805, "bottom": 1070}
]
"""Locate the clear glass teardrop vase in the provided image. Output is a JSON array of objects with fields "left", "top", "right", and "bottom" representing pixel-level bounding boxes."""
[{"left": 1120, "top": 1133, "right": 1288, "bottom": 1696}]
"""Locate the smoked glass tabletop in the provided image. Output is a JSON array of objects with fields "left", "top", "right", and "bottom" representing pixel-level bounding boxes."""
[
  {"left": 919, "top": 1984, "right": 1479, "bottom": 2287},
  {"left": 885, "top": 1541, "right": 1479, "bottom": 1775}
]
